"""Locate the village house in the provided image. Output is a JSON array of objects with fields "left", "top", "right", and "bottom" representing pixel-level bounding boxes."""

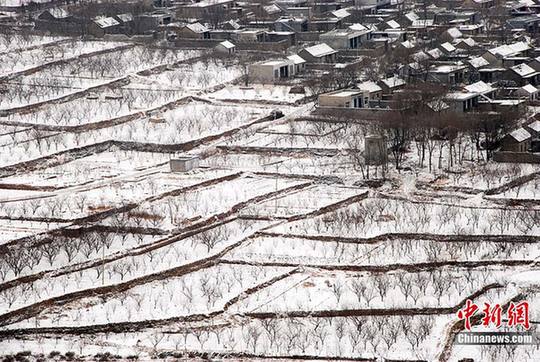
[
  {"left": 482, "top": 42, "right": 531, "bottom": 67},
  {"left": 500, "top": 128, "right": 532, "bottom": 152},
  {"left": 287, "top": 54, "right": 306, "bottom": 74},
  {"left": 397, "top": 11, "right": 419, "bottom": 28},
  {"left": 428, "top": 63, "right": 467, "bottom": 85},
  {"left": 457, "top": 24, "right": 484, "bottom": 36},
  {"left": 309, "top": 17, "right": 342, "bottom": 32},
  {"left": 298, "top": 43, "right": 338, "bottom": 63},
  {"left": 88, "top": 17, "right": 122, "bottom": 38},
  {"left": 516, "top": 84, "right": 539, "bottom": 101},
  {"left": 215, "top": 40, "right": 236, "bottom": 54},
  {"left": 266, "top": 31, "right": 297, "bottom": 46},
  {"left": 526, "top": 120, "right": 540, "bottom": 137},
  {"left": 170, "top": 22, "right": 210, "bottom": 39},
  {"left": 438, "top": 42, "right": 457, "bottom": 56},
  {"left": 455, "top": 38, "right": 476, "bottom": 51},
  {"left": 319, "top": 26, "right": 372, "bottom": 49},
  {"left": 35, "top": 8, "right": 86, "bottom": 34},
  {"left": 378, "top": 75, "right": 406, "bottom": 94},
  {"left": 249, "top": 59, "right": 295, "bottom": 82},
  {"left": 356, "top": 81, "right": 383, "bottom": 103},
  {"left": 114, "top": 13, "right": 134, "bottom": 33},
  {"left": 504, "top": 63, "right": 540, "bottom": 86},
  {"left": 178, "top": 0, "right": 235, "bottom": 19},
  {"left": 236, "top": 29, "right": 266, "bottom": 42},
  {"left": 527, "top": 56, "right": 540, "bottom": 72},
  {"left": 461, "top": 0, "right": 494, "bottom": 9},
  {"left": 318, "top": 89, "right": 368, "bottom": 108},
  {"left": 136, "top": 10, "right": 173, "bottom": 33},
  {"left": 464, "top": 81, "right": 495, "bottom": 100},
  {"left": 354, "top": 0, "right": 391, "bottom": 9},
  {"left": 446, "top": 91, "right": 480, "bottom": 113},
  {"left": 331, "top": 8, "right": 351, "bottom": 22},
  {"left": 274, "top": 17, "right": 308, "bottom": 32},
  {"left": 440, "top": 27, "right": 462, "bottom": 43}
]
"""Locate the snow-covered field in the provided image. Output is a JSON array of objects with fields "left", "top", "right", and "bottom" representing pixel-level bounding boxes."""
[{"left": 0, "top": 36, "right": 537, "bottom": 362}]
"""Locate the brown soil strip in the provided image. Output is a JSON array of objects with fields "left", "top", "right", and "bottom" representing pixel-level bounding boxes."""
[
  {"left": 257, "top": 231, "right": 540, "bottom": 244},
  {"left": 217, "top": 145, "right": 345, "bottom": 157},
  {"left": 485, "top": 172, "right": 539, "bottom": 195},
  {"left": 0, "top": 282, "right": 501, "bottom": 338},
  {"left": 156, "top": 351, "right": 375, "bottom": 361},
  {"left": 242, "top": 283, "right": 502, "bottom": 320},
  {"left": 220, "top": 259, "right": 536, "bottom": 273}
]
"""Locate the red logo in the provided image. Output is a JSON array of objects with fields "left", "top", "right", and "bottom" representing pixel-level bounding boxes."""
[{"left": 457, "top": 300, "right": 530, "bottom": 331}]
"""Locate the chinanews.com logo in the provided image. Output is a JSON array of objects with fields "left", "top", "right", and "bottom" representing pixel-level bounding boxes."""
[{"left": 454, "top": 299, "right": 538, "bottom": 345}]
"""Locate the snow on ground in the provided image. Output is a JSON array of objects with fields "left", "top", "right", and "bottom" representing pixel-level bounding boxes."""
[
  {"left": 0, "top": 36, "right": 538, "bottom": 362},
  {"left": 0, "top": 40, "right": 126, "bottom": 77},
  {"left": 208, "top": 84, "right": 310, "bottom": 103},
  {"left": 270, "top": 196, "right": 540, "bottom": 237}
]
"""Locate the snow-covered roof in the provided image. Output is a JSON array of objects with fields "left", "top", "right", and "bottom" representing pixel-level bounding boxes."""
[
  {"left": 303, "top": 43, "right": 337, "bottom": 57},
  {"left": 401, "top": 40, "right": 414, "bottom": 49},
  {"left": 509, "top": 127, "right": 531, "bottom": 142},
  {"left": 527, "top": 120, "right": 540, "bottom": 132},
  {"left": 447, "top": 92, "right": 477, "bottom": 101},
  {"left": 521, "top": 83, "right": 538, "bottom": 94},
  {"left": 322, "top": 27, "right": 369, "bottom": 39},
  {"left": 489, "top": 41, "right": 530, "bottom": 57},
  {"left": 468, "top": 56, "right": 489, "bottom": 68},
  {"left": 357, "top": 80, "right": 382, "bottom": 93},
  {"left": 116, "top": 13, "right": 133, "bottom": 22},
  {"left": 331, "top": 8, "right": 350, "bottom": 19},
  {"left": 349, "top": 23, "right": 368, "bottom": 32},
  {"left": 412, "top": 51, "right": 429, "bottom": 62},
  {"left": 386, "top": 20, "right": 400, "bottom": 29},
  {"left": 511, "top": 63, "right": 538, "bottom": 77},
  {"left": 446, "top": 27, "right": 462, "bottom": 39},
  {"left": 218, "top": 40, "right": 235, "bottom": 49},
  {"left": 47, "top": 8, "right": 69, "bottom": 19},
  {"left": 464, "top": 81, "right": 493, "bottom": 94},
  {"left": 440, "top": 42, "right": 456, "bottom": 52},
  {"left": 431, "top": 63, "right": 466, "bottom": 73},
  {"left": 457, "top": 37, "right": 476, "bottom": 47},
  {"left": 93, "top": 17, "right": 119, "bottom": 28},
  {"left": 287, "top": 54, "right": 305, "bottom": 64},
  {"left": 187, "top": 0, "right": 232, "bottom": 7},
  {"left": 224, "top": 19, "right": 241, "bottom": 29},
  {"left": 458, "top": 24, "right": 484, "bottom": 31},
  {"left": 185, "top": 22, "right": 208, "bottom": 33},
  {"left": 518, "top": 0, "right": 535, "bottom": 6},
  {"left": 263, "top": 4, "right": 281, "bottom": 14},
  {"left": 427, "top": 48, "right": 443, "bottom": 59},
  {"left": 380, "top": 75, "right": 405, "bottom": 88},
  {"left": 327, "top": 89, "right": 363, "bottom": 97},
  {"left": 404, "top": 11, "right": 419, "bottom": 22}
]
